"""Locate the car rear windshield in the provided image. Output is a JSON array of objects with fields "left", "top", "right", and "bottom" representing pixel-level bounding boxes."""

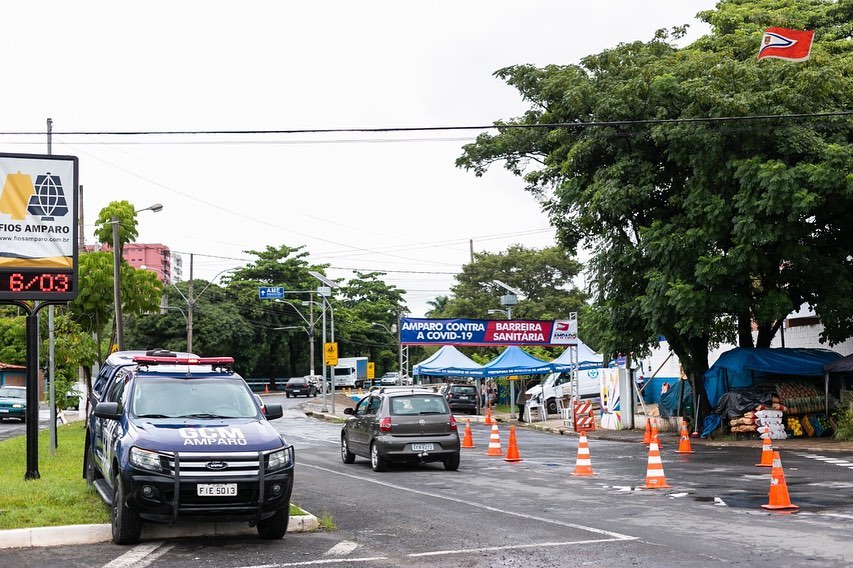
[
  {"left": 287, "top": 378, "right": 307, "bottom": 385},
  {"left": 131, "top": 376, "right": 259, "bottom": 419},
  {"left": 449, "top": 385, "right": 476, "bottom": 395},
  {"left": 389, "top": 395, "right": 449, "bottom": 416}
]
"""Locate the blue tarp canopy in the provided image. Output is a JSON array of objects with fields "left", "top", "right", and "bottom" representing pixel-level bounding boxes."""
[
  {"left": 475, "top": 346, "right": 554, "bottom": 378},
  {"left": 550, "top": 340, "right": 604, "bottom": 372},
  {"left": 413, "top": 345, "right": 482, "bottom": 377},
  {"left": 703, "top": 347, "right": 842, "bottom": 408}
]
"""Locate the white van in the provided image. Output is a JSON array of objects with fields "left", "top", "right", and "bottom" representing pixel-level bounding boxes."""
[{"left": 525, "top": 369, "right": 601, "bottom": 415}]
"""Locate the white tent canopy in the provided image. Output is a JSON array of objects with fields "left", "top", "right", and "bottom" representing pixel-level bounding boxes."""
[{"left": 413, "top": 345, "right": 482, "bottom": 377}]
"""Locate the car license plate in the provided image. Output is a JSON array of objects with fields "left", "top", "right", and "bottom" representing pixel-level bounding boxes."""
[
  {"left": 293, "top": 389, "right": 302, "bottom": 393},
  {"left": 411, "top": 443, "right": 434, "bottom": 451},
  {"left": 459, "top": 395, "right": 468, "bottom": 400},
  {"left": 197, "top": 483, "right": 237, "bottom": 496}
]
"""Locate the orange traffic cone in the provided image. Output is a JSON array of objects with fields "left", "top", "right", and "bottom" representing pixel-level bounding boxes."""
[
  {"left": 642, "top": 419, "right": 652, "bottom": 444},
  {"left": 761, "top": 451, "right": 799, "bottom": 511},
  {"left": 642, "top": 438, "right": 671, "bottom": 489},
  {"left": 485, "top": 424, "right": 503, "bottom": 456},
  {"left": 484, "top": 405, "right": 495, "bottom": 425},
  {"left": 756, "top": 427, "right": 774, "bottom": 467},
  {"left": 462, "top": 419, "right": 475, "bottom": 448},
  {"left": 571, "top": 431, "right": 595, "bottom": 476},
  {"left": 650, "top": 420, "right": 660, "bottom": 447},
  {"left": 504, "top": 425, "right": 523, "bottom": 462},
  {"left": 675, "top": 420, "right": 695, "bottom": 454},
  {"left": 264, "top": 384, "right": 269, "bottom": 394}
]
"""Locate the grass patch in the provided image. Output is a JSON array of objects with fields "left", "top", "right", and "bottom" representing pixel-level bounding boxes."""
[
  {"left": 0, "top": 422, "right": 108, "bottom": 530},
  {"left": 316, "top": 512, "right": 336, "bottom": 531}
]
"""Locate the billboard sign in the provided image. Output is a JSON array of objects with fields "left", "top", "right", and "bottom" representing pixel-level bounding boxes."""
[
  {"left": 0, "top": 153, "right": 78, "bottom": 301},
  {"left": 400, "top": 318, "right": 577, "bottom": 346}
]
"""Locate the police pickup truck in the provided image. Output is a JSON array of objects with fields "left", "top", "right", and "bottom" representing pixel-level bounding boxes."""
[{"left": 84, "top": 354, "right": 294, "bottom": 544}]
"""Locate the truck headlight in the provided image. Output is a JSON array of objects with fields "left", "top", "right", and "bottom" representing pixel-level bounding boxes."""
[
  {"left": 267, "top": 446, "right": 293, "bottom": 472},
  {"left": 130, "top": 447, "right": 164, "bottom": 472}
]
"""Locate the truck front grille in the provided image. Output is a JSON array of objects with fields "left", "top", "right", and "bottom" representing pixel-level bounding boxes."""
[{"left": 166, "top": 451, "right": 261, "bottom": 478}]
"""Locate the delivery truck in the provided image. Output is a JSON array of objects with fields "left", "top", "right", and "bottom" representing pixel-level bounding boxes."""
[{"left": 333, "top": 357, "right": 368, "bottom": 389}]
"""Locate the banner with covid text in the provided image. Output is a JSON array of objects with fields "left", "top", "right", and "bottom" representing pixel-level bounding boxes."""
[{"left": 400, "top": 318, "right": 577, "bottom": 346}]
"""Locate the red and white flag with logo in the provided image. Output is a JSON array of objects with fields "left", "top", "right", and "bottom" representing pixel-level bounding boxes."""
[{"left": 757, "top": 27, "right": 815, "bottom": 62}]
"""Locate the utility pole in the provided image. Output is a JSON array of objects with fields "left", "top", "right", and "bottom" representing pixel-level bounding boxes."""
[{"left": 187, "top": 254, "right": 194, "bottom": 353}]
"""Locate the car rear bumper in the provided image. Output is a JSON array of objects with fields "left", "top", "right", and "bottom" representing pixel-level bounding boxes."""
[{"left": 374, "top": 434, "right": 460, "bottom": 463}]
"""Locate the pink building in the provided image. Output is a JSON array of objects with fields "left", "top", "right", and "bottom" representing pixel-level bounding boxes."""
[{"left": 85, "top": 242, "right": 173, "bottom": 284}]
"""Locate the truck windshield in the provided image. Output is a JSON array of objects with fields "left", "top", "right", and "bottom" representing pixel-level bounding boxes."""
[
  {"left": 131, "top": 377, "right": 259, "bottom": 419},
  {"left": 333, "top": 367, "right": 354, "bottom": 377}
]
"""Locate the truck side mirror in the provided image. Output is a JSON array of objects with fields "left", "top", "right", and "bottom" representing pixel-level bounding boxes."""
[
  {"left": 93, "top": 401, "right": 121, "bottom": 420},
  {"left": 264, "top": 404, "right": 283, "bottom": 420}
]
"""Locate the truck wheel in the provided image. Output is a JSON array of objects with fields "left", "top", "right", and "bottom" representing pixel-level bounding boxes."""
[
  {"left": 444, "top": 453, "right": 460, "bottom": 471},
  {"left": 112, "top": 476, "right": 142, "bottom": 545},
  {"left": 341, "top": 435, "right": 356, "bottom": 464},
  {"left": 546, "top": 398, "right": 558, "bottom": 415},
  {"left": 257, "top": 508, "right": 289, "bottom": 539},
  {"left": 370, "top": 443, "right": 387, "bottom": 472},
  {"left": 84, "top": 440, "right": 101, "bottom": 485}
]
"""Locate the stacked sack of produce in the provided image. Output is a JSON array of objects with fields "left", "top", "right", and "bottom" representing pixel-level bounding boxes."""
[
  {"left": 755, "top": 409, "right": 787, "bottom": 440},
  {"left": 729, "top": 410, "right": 758, "bottom": 434}
]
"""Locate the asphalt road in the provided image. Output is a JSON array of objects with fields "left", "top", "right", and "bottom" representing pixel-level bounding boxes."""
[{"left": 2, "top": 394, "right": 852, "bottom": 567}]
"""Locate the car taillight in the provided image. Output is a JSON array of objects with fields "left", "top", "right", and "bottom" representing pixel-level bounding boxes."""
[
  {"left": 379, "top": 416, "right": 392, "bottom": 432},
  {"left": 449, "top": 415, "right": 457, "bottom": 431}
]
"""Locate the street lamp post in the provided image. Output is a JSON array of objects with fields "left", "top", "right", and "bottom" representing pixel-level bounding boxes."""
[
  {"left": 142, "top": 262, "right": 236, "bottom": 352},
  {"left": 113, "top": 203, "right": 163, "bottom": 351},
  {"left": 308, "top": 271, "right": 339, "bottom": 416}
]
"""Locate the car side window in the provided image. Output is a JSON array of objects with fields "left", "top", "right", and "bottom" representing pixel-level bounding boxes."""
[
  {"left": 365, "top": 396, "right": 381, "bottom": 415},
  {"left": 105, "top": 369, "right": 131, "bottom": 411},
  {"left": 556, "top": 374, "right": 571, "bottom": 386},
  {"left": 353, "top": 397, "right": 368, "bottom": 416}
]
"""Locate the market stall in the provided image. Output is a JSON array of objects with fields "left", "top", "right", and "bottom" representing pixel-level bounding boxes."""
[{"left": 702, "top": 347, "right": 843, "bottom": 439}]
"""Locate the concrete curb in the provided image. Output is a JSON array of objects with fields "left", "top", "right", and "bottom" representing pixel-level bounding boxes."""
[{"left": 0, "top": 513, "right": 319, "bottom": 550}]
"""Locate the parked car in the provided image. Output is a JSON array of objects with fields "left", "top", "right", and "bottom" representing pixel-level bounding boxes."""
[
  {"left": 340, "top": 386, "right": 460, "bottom": 472},
  {"left": 0, "top": 385, "right": 26, "bottom": 422},
  {"left": 379, "top": 372, "right": 400, "bottom": 386},
  {"left": 84, "top": 354, "right": 294, "bottom": 544},
  {"left": 444, "top": 384, "right": 478, "bottom": 414},
  {"left": 284, "top": 377, "right": 318, "bottom": 398}
]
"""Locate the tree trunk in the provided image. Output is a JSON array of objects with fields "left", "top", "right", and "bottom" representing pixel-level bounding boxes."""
[
  {"left": 755, "top": 321, "right": 776, "bottom": 348},
  {"left": 737, "top": 312, "right": 754, "bottom": 348},
  {"left": 667, "top": 334, "right": 713, "bottom": 426}
]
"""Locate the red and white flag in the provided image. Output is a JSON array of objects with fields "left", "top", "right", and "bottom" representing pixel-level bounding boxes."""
[{"left": 757, "top": 27, "right": 815, "bottom": 62}]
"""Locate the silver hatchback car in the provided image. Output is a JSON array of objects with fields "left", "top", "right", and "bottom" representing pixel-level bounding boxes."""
[{"left": 340, "top": 387, "right": 461, "bottom": 472}]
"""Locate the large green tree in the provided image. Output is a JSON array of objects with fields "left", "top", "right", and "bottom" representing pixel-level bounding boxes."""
[
  {"left": 336, "top": 271, "right": 408, "bottom": 375},
  {"left": 457, "top": 0, "right": 853, "bottom": 418},
  {"left": 226, "top": 245, "right": 334, "bottom": 387}
]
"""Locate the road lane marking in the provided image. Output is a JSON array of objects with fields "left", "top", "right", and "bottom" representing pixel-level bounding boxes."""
[
  {"left": 301, "top": 463, "right": 637, "bottom": 541},
  {"left": 102, "top": 541, "right": 173, "bottom": 568},
  {"left": 324, "top": 541, "right": 359, "bottom": 556},
  {"left": 407, "top": 538, "right": 631, "bottom": 558},
  {"left": 240, "top": 558, "right": 388, "bottom": 567}
]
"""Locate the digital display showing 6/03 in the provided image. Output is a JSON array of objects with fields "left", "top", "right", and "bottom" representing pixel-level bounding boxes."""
[{"left": 0, "top": 270, "right": 76, "bottom": 299}]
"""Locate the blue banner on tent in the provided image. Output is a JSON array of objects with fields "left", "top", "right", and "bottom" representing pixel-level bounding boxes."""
[{"left": 400, "top": 317, "right": 577, "bottom": 346}]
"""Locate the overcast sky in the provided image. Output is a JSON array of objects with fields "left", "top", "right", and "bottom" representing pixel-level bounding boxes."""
[{"left": 1, "top": 1, "right": 715, "bottom": 317}]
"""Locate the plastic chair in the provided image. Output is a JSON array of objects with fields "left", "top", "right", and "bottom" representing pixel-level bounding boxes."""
[{"left": 525, "top": 400, "right": 547, "bottom": 423}]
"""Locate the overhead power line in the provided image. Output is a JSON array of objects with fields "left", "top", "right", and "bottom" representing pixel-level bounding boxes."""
[{"left": 1, "top": 111, "right": 849, "bottom": 137}]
